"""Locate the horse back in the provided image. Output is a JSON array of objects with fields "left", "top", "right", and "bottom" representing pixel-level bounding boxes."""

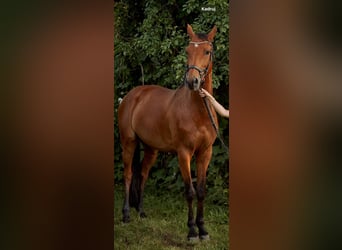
[{"left": 119, "top": 85, "right": 174, "bottom": 117}]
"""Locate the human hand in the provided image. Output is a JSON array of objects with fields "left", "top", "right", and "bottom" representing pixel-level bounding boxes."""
[{"left": 199, "top": 88, "right": 210, "bottom": 98}]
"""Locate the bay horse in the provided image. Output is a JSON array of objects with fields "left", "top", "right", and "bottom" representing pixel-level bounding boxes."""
[{"left": 118, "top": 24, "right": 218, "bottom": 240}]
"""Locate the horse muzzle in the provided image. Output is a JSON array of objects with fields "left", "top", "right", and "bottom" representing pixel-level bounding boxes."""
[
  {"left": 186, "top": 76, "right": 202, "bottom": 91},
  {"left": 185, "top": 65, "right": 207, "bottom": 91}
]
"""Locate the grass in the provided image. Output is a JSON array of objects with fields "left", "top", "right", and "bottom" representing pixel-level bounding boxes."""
[{"left": 114, "top": 184, "right": 229, "bottom": 250}]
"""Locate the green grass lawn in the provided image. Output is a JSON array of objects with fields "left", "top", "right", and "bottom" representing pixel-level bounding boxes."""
[{"left": 114, "top": 185, "right": 229, "bottom": 250}]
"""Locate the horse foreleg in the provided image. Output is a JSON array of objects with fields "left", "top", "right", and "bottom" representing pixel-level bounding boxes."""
[
  {"left": 138, "top": 146, "right": 158, "bottom": 218},
  {"left": 178, "top": 150, "right": 198, "bottom": 241},
  {"left": 195, "top": 147, "right": 212, "bottom": 240}
]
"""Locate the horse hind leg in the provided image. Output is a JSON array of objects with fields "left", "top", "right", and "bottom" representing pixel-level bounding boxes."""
[
  {"left": 138, "top": 145, "right": 158, "bottom": 218},
  {"left": 121, "top": 138, "right": 138, "bottom": 223}
]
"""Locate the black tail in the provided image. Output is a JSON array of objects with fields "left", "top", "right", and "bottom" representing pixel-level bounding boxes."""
[{"left": 129, "top": 141, "right": 142, "bottom": 211}]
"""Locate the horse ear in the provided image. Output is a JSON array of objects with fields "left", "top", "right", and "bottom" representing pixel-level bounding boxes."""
[
  {"left": 187, "top": 24, "right": 195, "bottom": 39},
  {"left": 208, "top": 25, "right": 217, "bottom": 42}
]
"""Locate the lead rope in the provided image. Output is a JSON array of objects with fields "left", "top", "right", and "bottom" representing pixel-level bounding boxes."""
[{"left": 202, "top": 96, "right": 228, "bottom": 150}]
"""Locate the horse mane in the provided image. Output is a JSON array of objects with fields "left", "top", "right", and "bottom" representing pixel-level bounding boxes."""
[{"left": 196, "top": 33, "right": 209, "bottom": 41}]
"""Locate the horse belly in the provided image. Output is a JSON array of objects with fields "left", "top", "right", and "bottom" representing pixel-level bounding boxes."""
[
  {"left": 134, "top": 124, "right": 173, "bottom": 152},
  {"left": 132, "top": 101, "right": 174, "bottom": 152}
]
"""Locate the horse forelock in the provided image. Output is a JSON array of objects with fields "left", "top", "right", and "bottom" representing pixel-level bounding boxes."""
[{"left": 195, "top": 33, "right": 209, "bottom": 41}]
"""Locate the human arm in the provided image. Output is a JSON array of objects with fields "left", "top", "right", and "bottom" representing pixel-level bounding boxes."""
[{"left": 199, "top": 88, "right": 229, "bottom": 118}]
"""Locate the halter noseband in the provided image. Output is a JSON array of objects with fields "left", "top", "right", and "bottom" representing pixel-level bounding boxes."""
[{"left": 185, "top": 41, "right": 214, "bottom": 87}]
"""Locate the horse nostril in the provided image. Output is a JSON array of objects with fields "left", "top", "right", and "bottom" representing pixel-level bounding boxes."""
[{"left": 193, "top": 78, "right": 198, "bottom": 84}]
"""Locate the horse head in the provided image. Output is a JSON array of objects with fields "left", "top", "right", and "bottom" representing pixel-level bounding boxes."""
[{"left": 185, "top": 24, "right": 217, "bottom": 91}]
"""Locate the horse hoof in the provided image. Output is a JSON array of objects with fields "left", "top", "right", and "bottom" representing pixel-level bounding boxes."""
[
  {"left": 200, "top": 234, "right": 210, "bottom": 240},
  {"left": 139, "top": 212, "right": 147, "bottom": 218},
  {"left": 122, "top": 216, "right": 130, "bottom": 223},
  {"left": 187, "top": 236, "right": 199, "bottom": 242}
]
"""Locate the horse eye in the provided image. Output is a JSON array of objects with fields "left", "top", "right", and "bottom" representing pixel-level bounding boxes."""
[{"left": 205, "top": 51, "right": 211, "bottom": 55}]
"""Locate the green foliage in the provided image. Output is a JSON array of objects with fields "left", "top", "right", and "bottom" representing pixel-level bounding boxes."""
[
  {"left": 114, "top": 0, "right": 229, "bottom": 203},
  {"left": 114, "top": 0, "right": 228, "bottom": 92}
]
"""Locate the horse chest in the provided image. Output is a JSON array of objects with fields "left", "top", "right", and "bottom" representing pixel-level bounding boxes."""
[{"left": 170, "top": 114, "right": 215, "bottom": 150}]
